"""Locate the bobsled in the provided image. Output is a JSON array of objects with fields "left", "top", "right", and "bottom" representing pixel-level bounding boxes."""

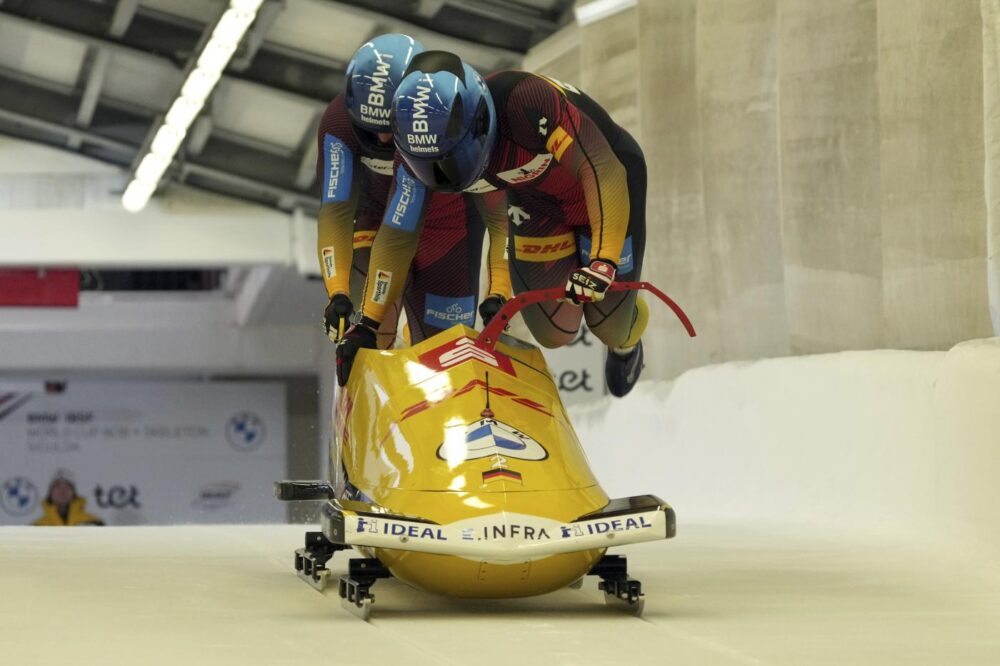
[{"left": 276, "top": 283, "right": 695, "bottom": 619}]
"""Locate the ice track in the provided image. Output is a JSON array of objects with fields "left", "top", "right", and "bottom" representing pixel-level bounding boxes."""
[{"left": 2, "top": 524, "right": 999, "bottom": 665}]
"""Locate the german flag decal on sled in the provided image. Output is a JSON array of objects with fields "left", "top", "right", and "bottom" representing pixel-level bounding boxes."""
[{"left": 482, "top": 468, "right": 523, "bottom": 484}]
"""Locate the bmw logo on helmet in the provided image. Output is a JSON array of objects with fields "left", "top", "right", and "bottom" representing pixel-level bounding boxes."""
[
  {"left": 391, "top": 51, "right": 497, "bottom": 193},
  {"left": 344, "top": 34, "right": 425, "bottom": 132}
]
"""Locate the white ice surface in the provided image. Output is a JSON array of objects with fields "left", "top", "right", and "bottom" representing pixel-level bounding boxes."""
[
  {"left": 3, "top": 525, "right": 999, "bottom": 665},
  {"left": 3, "top": 341, "right": 1000, "bottom": 664}
]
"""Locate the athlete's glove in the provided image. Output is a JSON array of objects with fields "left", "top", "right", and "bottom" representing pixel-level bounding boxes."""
[
  {"left": 565, "top": 260, "right": 616, "bottom": 304},
  {"left": 323, "top": 293, "right": 354, "bottom": 342},
  {"left": 336, "top": 321, "right": 378, "bottom": 386},
  {"left": 478, "top": 294, "right": 507, "bottom": 328}
]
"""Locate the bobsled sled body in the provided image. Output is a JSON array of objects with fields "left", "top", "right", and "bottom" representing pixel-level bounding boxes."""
[{"left": 325, "top": 325, "right": 673, "bottom": 598}]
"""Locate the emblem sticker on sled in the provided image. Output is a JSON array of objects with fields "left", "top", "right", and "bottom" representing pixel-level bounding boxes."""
[
  {"left": 418, "top": 337, "right": 516, "bottom": 376},
  {"left": 437, "top": 418, "right": 548, "bottom": 465}
]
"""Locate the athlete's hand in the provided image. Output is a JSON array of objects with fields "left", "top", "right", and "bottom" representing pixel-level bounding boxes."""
[
  {"left": 565, "top": 260, "right": 616, "bottom": 304},
  {"left": 336, "top": 322, "right": 378, "bottom": 386},
  {"left": 324, "top": 293, "right": 354, "bottom": 342},
  {"left": 478, "top": 294, "right": 507, "bottom": 327}
]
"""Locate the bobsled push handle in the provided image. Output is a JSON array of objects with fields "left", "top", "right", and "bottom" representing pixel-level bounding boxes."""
[{"left": 478, "top": 281, "right": 696, "bottom": 351}]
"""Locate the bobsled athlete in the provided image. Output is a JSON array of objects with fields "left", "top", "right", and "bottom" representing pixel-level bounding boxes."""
[
  {"left": 355, "top": 52, "right": 648, "bottom": 396},
  {"left": 324, "top": 37, "right": 511, "bottom": 369},
  {"left": 334, "top": 174, "right": 512, "bottom": 385},
  {"left": 316, "top": 33, "right": 422, "bottom": 347}
]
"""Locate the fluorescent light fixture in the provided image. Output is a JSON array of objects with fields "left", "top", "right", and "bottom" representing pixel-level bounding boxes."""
[
  {"left": 122, "top": 0, "right": 261, "bottom": 212},
  {"left": 574, "top": 0, "right": 637, "bottom": 25},
  {"left": 122, "top": 179, "right": 156, "bottom": 213},
  {"left": 136, "top": 153, "right": 170, "bottom": 183},
  {"left": 198, "top": 41, "right": 239, "bottom": 73},
  {"left": 165, "top": 97, "right": 204, "bottom": 129},
  {"left": 231, "top": 0, "right": 264, "bottom": 11},
  {"left": 213, "top": 9, "right": 256, "bottom": 44},
  {"left": 181, "top": 67, "right": 222, "bottom": 103},
  {"left": 151, "top": 125, "right": 187, "bottom": 157}
]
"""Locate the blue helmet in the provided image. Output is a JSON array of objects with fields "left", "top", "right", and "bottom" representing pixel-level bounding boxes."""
[
  {"left": 391, "top": 51, "right": 497, "bottom": 193},
  {"left": 344, "top": 34, "right": 425, "bottom": 133}
]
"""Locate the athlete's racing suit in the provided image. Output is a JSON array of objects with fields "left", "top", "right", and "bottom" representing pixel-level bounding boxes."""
[
  {"left": 319, "top": 94, "right": 511, "bottom": 359},
  {"left": 353, "top": 71, "right": 647, "bottom": 351},
  {"left": 357, "top": 167, "right": 510, "bottom": 344},
  {"left": 464, "top": 71, "right": 647, "bottom": 350},
  {"left": 316, "top": 94, "right": 401, "bottom": 347}
]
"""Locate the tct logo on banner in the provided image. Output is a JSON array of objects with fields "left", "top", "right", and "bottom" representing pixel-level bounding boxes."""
[
  {"left": 1, "top": 477, "right": 39, "bottom": 516},
  {"left": 543, "top": 325, "right": 603, "bottom": 406},
  {"left": 225, "top": 411, "right": 266, "bottom": 452},
  {"left": 95, "top": 485, "right": 141, "bottom": 510}
]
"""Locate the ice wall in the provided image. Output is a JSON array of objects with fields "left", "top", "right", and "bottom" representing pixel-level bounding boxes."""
[{"left": 571, "top": 339, "right": 1000, "bottom": 562}]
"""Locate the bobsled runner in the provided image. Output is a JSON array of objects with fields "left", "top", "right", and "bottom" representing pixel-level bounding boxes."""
[{"left": 276, "top": 283, "right": 695, "bottom": 619}]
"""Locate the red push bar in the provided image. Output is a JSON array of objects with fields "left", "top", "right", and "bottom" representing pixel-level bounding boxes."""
[{"left": 478, "top": 281, "right": 696, "bottom": 351}]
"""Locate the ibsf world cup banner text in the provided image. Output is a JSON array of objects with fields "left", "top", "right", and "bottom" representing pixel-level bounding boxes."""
[{"left": 0, "top": 380, "right": 286, "bottom": 526}]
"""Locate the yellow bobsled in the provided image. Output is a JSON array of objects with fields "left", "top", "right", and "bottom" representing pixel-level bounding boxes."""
[{"left": 276, "top": 283, "right": 696, "bottom": 618}]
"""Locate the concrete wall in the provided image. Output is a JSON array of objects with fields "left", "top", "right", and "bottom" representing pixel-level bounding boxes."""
[
  {"left": 527, "top": 0, "right": 995, "bottom": 378},
  {"left": 878, "top": 0, "right": 989, "bottom": 349},
  {"left": 985, "top": 0, "right": 1000, "bottom": 334},
  {"left": 779, "top": 0, "right": 882, "bottom": 353}
]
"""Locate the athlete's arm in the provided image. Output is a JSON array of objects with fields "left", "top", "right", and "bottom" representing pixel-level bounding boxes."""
[
  {"left": 507, "top": 77, "right": 630, "bottom": 267},
  {"left": 316, "top": 126, "right": 363, "bottom": 300},
  {"left": 317, "top": 201, "right": 358, "bottom": 299},
  {"left": 339, "top": 165, "right": 429, "bottom": 386},
  {"left": 358, "top": 165, "right": 431, "bottom": 326},
  {"left": 316, "top": 113, "right": 370, "bottom": 338},
  {"left": 473, "top": 189, "right": 512, "bottom": 300},
  {"left": 472, "top": 189, "right": 511, "bottom": 326}
]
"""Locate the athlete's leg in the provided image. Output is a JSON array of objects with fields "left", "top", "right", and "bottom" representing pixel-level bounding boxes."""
[
  {"left": 578, "top": 129, "right": 648, "bottom": 396},
  {"left": 508, "top": 200, "right": 584, "bottom": 349},
  {"left": 582, "top": 129, "right": 647, "bottom": 350},
  {"left": 402, "top": 215, "right": 485, "bottom": 344}
]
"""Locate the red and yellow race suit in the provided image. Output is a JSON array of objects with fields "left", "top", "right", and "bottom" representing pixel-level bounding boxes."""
[
  {"left": 361, "top": 71, "right": 646, "bottom": 349},
  {"left": 359, "top": 160, "right": 511, "bottom": 342}
]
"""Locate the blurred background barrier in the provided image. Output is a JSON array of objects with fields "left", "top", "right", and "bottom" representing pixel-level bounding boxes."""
[{"left": 0, "top": 379, "right": 287, "bottom": 525}]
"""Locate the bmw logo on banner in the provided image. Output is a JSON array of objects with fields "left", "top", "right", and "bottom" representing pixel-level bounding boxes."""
[
  {"left": 1, "top": 477, "right": 39, "bottom": 516},
  {"left": 225, "top": 411, "right": 266, "bottom": 452}
]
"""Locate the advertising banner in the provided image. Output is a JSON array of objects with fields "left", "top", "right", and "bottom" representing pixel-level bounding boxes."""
[
  {"left": 543, "top": 324, "right": 605, "bottom": 406},
  {"left": 0, "top": 380, "right": 286, "bottom": 526}
]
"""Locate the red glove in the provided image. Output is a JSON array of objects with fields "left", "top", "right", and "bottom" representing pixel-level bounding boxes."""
[{"left": 565, "top": 260, "right": 616, "bottom": 304}]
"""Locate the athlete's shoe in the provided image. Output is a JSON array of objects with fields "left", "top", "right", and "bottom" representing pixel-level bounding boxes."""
[{"left": 605, "top": 340, "right": 644, "bottom": 398}]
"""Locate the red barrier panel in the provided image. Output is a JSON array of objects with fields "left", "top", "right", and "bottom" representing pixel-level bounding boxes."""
[{"left": 0, "top": 270, "right": 80, "bottom": 307}]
